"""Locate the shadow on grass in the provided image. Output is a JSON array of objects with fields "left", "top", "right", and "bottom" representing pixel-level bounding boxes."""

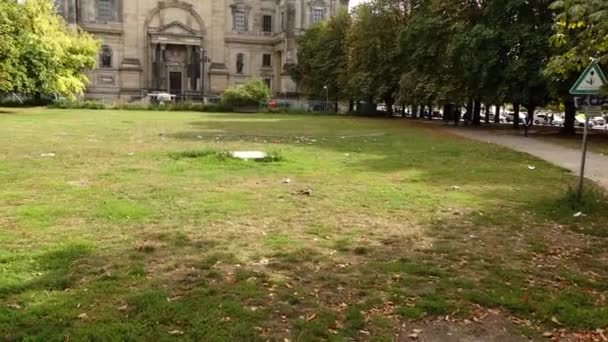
[
  {"left": 0, "top": 243, "right": 93, "bottom": 296},
  {"left": 1, "top": 211, "right": 607, "bottom": 341}
]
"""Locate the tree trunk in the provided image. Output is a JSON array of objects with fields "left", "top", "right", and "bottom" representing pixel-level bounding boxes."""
[
  {"left": 412, "top": 105, "right": 418, "bottom": 119},
  {"left": 527, "top": 106, "right": 535, "bottom": 127},
  {"left": 348, "top": 99, "right": 354, "bottom": 113},
  {"left": 484, "top": 104, "right": 490, "bottom": 124},
  {"left": 454, "top": 106, "right": 461, "bottom": 126},
  {"left": 427, "top": 104, "right": 433, "bottom": 120},
  {"left": 400, "top": 105, "right": 406, "bottom": 118},
  {"left": 472, "top": 100, "right": 481, "bottom": 126},
  {"left": 561, "top": 98, "right": 576, "bottom": 135},
  {"left": 524, "top": 105, "right": 536, "bottom": 137},
  {"left": 465, "top": 99, "right": 473, "bottom": 123},
  {"left": 443, "top": 104, "right": 450, "bottom": 124},
  {"left": 335, "top": 98, "right": 339, "bottom": 114},
  {"left": 513, "top": 102, "right": 520, "bottom": 129},
  {"left": 494, "top": 105, "right": 501, "bottom": 124},
  {"left": 386, "top": 98, "right": 394, "bottom": 117}
]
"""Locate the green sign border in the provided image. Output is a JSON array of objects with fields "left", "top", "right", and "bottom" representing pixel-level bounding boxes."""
[{"left": 570, "top": 62, "right": 608, "bottom": 95}]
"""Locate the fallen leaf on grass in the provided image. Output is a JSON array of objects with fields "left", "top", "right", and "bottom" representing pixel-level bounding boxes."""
[
  {"left": 306, "top": 313, "right": 317, "bottom": 322},
  {"left": 168, "top": 330, "right": 184, "bottom": 336},
  {"left": 6, "top": 303, "right": 22, "bottom": 310},
  {"left": 77, "top": 313, "right": 88, "bottom": 320}
]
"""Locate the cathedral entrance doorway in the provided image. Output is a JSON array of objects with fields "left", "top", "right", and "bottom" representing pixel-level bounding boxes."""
[{"left": 169, "top": 71, "right": 182, "bottom": 94}]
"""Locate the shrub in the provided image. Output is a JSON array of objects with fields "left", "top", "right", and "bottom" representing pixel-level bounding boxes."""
[
  {"left": 47, "top": 100, "right": 234, "bottom": 113},
  {"left": 48, "top": 100, "right": 107, "bottom": 109},
  {"left": 220, "top": 79, "right": 271, "bottom": 108}
]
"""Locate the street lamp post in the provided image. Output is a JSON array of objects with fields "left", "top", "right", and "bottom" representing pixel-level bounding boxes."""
[{"left": 323, "top": 85, "right": 329, "bottom": 112}]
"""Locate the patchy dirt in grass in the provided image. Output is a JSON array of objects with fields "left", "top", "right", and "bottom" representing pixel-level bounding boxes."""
[
  {"left": 398, "top": 311, "right": 608, "bottom": 342},
  {"left": 397, "top": 313, "right": 531, "bottom": 342}
]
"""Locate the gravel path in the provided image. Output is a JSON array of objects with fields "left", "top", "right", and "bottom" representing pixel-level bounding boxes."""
[{"left": 447, "top": 128, "right": 608, "bottom": 190}]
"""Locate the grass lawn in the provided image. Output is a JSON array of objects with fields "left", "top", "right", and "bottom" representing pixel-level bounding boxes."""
[{"left": 1, "top": 107, "right": 607, "bottom": 340}]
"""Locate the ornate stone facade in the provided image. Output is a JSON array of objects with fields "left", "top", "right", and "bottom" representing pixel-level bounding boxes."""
[{"left": 55, "top": 0, "right": 349, "bottom": 100}]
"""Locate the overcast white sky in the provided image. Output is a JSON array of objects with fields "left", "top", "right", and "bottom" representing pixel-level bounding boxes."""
[{"left": 349, "top": 0, "right": 369, "bottom": 10}]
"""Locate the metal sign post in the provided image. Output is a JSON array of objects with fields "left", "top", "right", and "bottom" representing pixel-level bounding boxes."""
[
  {"left": 577, "top": 97, "right": 590, "bottom": 201},
  {"left": 570, "top": 61, "right": 607, "bottom": 201}
]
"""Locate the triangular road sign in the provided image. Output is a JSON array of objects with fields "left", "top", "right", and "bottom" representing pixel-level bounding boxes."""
[{"left": 570, "top": 61, "right": 608, "bottom": 95}]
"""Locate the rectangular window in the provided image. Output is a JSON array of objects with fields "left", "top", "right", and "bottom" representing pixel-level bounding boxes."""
[
  {"left": 311, "top": 8, "right": 324, "bottom": 24},
  {"left": 264, "top": 78, "right": 272, "bottom": 89},
  {"left": 262, "top": 54, "right": 272, "bottom": 67},
  {"left": 262, "top": 15, "right": 272, "bottom": 33},
  {"left": 97, "top": 0, "right": 114, "bottom": 21},
  {"left": 234, "top": 11, "right": 246, "bottom": 32}
]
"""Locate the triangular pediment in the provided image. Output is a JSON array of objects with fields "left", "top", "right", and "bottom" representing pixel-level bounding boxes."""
[{"left": 156, "top": 21, "right": 197, "bottom": 35}]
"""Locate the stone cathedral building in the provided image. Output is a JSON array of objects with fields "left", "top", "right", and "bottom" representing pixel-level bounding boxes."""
[{"left": 54, "top": 0, "right": 349, "bottom": 101}]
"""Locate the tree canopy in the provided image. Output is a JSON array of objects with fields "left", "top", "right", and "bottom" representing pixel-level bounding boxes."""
[
  {"left": 292, "top": 0, "right": 607, "bottom": 132},
  {"left": 0, "top": 0, "right": 99, "bottom": 99}
]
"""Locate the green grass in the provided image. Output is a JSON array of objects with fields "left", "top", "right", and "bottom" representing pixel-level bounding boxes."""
[{"left": 1, "top": 107, "right": 607, "bottom": 340}]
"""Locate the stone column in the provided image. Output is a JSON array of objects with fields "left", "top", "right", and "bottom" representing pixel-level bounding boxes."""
[
  {"left": 160, "top": 44, "right": 167, "bottom": 91},
  {"left": 186, "top": 46, "right": 192, "bottom": 92}
]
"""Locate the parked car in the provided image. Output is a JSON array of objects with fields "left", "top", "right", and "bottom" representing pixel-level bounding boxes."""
[
  {"left": 551, "top": 115, "right": 565, "bottom": 127},
  {"left": 534, "top": 113, "right": 550, "bottom": 125},
  {"left": 431, "top": 110, "right": 443, "bottom": 119},
  {"left": 575, "top": 114, "right": 595, "bottom": 128},
  {"left": 505, "top": 112, "right": 527, "bottom": 124},
  {"left": 591, "top": 116, "right": 606, "bottom": 127},
  {"left": 485, "top": 112, "right": 506, "bottom": 123}
]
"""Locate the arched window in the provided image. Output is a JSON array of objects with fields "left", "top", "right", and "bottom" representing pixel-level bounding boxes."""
[
  {"left": 236, "top": 54, "right": 244, "bottom": 74},
  {"left": 100, "top": 45, "right": 112, "bottom": 68}
]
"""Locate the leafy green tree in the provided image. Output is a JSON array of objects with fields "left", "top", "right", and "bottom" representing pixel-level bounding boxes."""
[
  {"left": 549, "top": 0, "right": 608, "bottom": 73},
  {"left": 347, "top": 1, "right": 405, "bottom": 115},
  {"left": 293, "top": 10, "right": 350, "bottom": 111},
  {"left": 497, "top": 0, "right": 554, "bottom": 127},
  {"left": 548, "top": 0, "right": 608, "bottom": 133},
  {"left": 0, "top": 0, "right": 98, "bottom": 99},
  {"left": 399, "top": 2, "right": 462, "bottom": 120}
]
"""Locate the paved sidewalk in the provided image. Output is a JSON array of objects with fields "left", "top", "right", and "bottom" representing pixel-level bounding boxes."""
[{"left": 446, "top": 128, "right": 608, "bottom": 190}]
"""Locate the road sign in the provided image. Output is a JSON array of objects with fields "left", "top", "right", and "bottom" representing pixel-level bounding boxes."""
[
  {"left": 574, "top": 96, "right": 608, "bottom": 108},
  {"left": 570, "top": 61, "right": 608, "bottom": 95},
  {"left": 570, "top": 61, "right": 607, "bottom": 202}
]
